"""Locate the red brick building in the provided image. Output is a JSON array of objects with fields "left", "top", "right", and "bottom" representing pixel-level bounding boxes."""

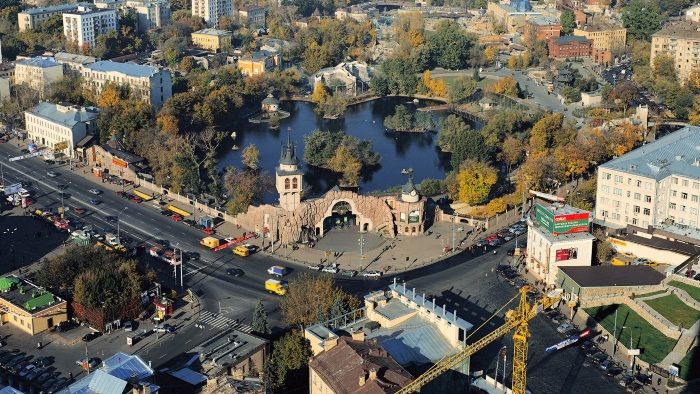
[
  {"left": 548, "top": 35, "right": 592, "bottom": 59},
  {"left": 525, "top": 15, "right": 562, "bottom": 43}
]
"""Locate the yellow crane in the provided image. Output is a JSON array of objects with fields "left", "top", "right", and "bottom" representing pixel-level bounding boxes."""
[{"left": 397, "top": 286, "right": 563, "bottom": 394}]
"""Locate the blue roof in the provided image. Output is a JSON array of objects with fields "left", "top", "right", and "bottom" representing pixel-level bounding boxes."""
[
  {"left": 60, "top": 370, "right": 127, "bottom": 394},
  {"left": 170, "top": 368, "right": 207, "bottom": 385},
  {"left": 85, "top": 61, "right": 160, "bottom": 78},
  {"left": 102, "top": 352, "right": 154, "bottom": 381},
  {"left": 21, "top": 2, "right": 90, "bottom": 15},
  {"left": 599, "top": 126, "right": 700, "bottom": 182},
  {"left": 0, "top": 386, "right": 25, "bottom": 394},
  {"left": 17, "top": 57, "right": 61, "bottom": 69},
  {"left": 27, "top": 102, "right": 99, "bottom": 129},
  {"left": 59, "top": 353, "right": 159, "bottom": 394}
]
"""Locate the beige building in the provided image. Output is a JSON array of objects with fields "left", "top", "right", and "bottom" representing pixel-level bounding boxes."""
[
  {"left": 14, "top": 57, "right": 64, "bottom": 97},
  {"left": 94, "top": 0, "right": 171, "bottom": 31},
  {"left": 0, "top": 77, "right": 9, "bottom": 102},
  {"left": 238, "top": 5, "right": 265, "bottom": 27},
  {"left": 17, "top": 2, "right": 91, "bottom": 32},
  {"left": 191, "top": 28, "right": 232, "bottom": 52},
  {"left": 650, "top": 21, "right": 700, "bottom": 83},
  {"left": 81, "top": 60, "right": 173, "bottom": 108},
  {"left": 25, "top": 102, "right": 100, "bottom": 156},
  {"left": 0, "top": 276, "right": 68, "bottom": 336},
  {"left": 192, "top": 0, "right": 232, "bottom": 27},
  {"left": 595, "top": 126, "right": 700, "bottom": 229},
  {"left": 573, "top": 23, "right": 627, "bottom": 54},
  {"left": 63, "top": 6, "right": 118, "bottom": 50},
  {"left": 237, "top": 50, "right": 281, "bottom": 76}
]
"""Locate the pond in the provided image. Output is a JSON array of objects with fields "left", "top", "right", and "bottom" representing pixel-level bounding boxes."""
[{"left": 218, "top": 97, "right": 468, "bottom": 203}]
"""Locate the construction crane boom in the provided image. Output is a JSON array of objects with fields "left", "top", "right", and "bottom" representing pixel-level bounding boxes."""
[{"left": 397, "top": 287, "right": 562, "bottom": 394}]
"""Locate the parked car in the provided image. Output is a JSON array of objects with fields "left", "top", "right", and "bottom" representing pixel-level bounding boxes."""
[
  {"left": 4, "top": 355, "right": 26, "bottom": 369},
  {"left": 626, "top": 382, "right": 643, "bottom": 393},
  {"left": 340, "top": 269, "right": 358, "bottom": 277},
  {"left": 489, "top": 238, "right": 503, "bottom": 247},
  {"left": 130, "top": 197, "right": 142, "bottom": 203},
  {"left": 606, "top": 367, "right": 623, "bottom": 377},
  {"left": 322, "top": 266, "right": 339, "bottom": 274},
  {"left": 585, "top": 347, "right": 600, "bottom": 357},
  {"left": 33, "top": 356, "right": 51, "bottom": 368},
  {"left": 475, "top": 239, "right": 488, "bottom": 247},
  {"left": 363, "top": 270, "right": 383, "bottom": 277},
  {"left": 226, "top": 268, "right": 244, "bottom": 277},
  {"left": 172, "top": 214, "right": 183, "bottom": 221},
  {"left": 55, "top": 321, "right": 75, "bottom": 332},
  {"left": 82, "top": 331, "right": 102, "bottom": 342},
  {"left": 18, "top": 364, "right": 36, "bottom": 378},
  {"left": 76, "top": 357, "right": 99, "bottom": 369},
  {"left": 592, "top": 353, "right": 608, "bottom": 365},
  {"left": 183, "top": 219, "right": 196, "bottom": 227},
  {"left": 124, "top": 321, "right": 134, "bottom": 332},
  {"left": 307, "top": 264, "right": 324, "bottom": 270},
  {"left": 26, "top": 367, "right": 46, "bottom": 381},
  {"left": 551, "top": 314, "right": 568, "bottom": 324},
  {"left": 47, "top": 377, "right": 68, "bottom": 393},
  {"left": 599, "top": 359, "right": 614, "bottom": 370},
  {"left": 154, "top": 324, "right": 175, "bottom": 333},
  {"left": 35, "top": 371, "right": 54, "bottom": 384},
  {"left": 564, "top": 328, "right": 579, "bottom": 338},
  {"left": 635, "top": 373, "right": 653, "bottom": 385},
  {"left": 506, "top": 249, "right": 515, "bottom": 256},
  {"left": 41, "top": 378, "right": 58, "bottom": 391}
]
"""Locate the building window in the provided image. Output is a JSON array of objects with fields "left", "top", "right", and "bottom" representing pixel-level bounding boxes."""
[
  {"left": 682, "top": 192, "right": 688, "bottom": 199},
  {"left": 600, "top": 210, "right": 608, "bottom": 217},
  {"left": 643, "top": 208, "right": 650, "bottom": 215},
  {"left": 672, "top": 177, "right": 678, "bottom": 184},
  {"left": 614, "top": 200, "right": 621, "bottom": 207},
  {"left": 693, "top": 182, "right": 699, "bottom": 189},
  {"left": 632, "top": 218, "right": 638, "bottom": 225},
  {"left": 614, "top": 175, "right": 623, "bottom": 183},
  {"left": 670, "top": 203, "right": 676, "bottom": 210},
  {"left": 634, "top": 193, "right": 641, "bottom": 200},
  {"left": 284, "top": 178, "right": 289, "bottom": 189},
  {"left": 602, "top": 172, "right": 611, "bottom": 180},
  {"left": 602, "top": 185, "right": 610, "bottom": 193},
  {"left": 634, "top": 205, "right": 640, "bottom": 213},
  {"left": 645, "top": 195, "right": 652, "bottom": 202},
  {"left": 683, "top": 179, "right": 689, "bottom": 186},
  {"left": 691, "top": 207, "right": 698, "bottom": 214},
  {"left": 636, "top": 180, "right": 642, "bottom": 187},
  {"left": 613, "top": 188, "right": 622, "bottom": 196},
  {"left": 672, "top": 190, "right": 677, "bottom": 197},
  {"left": 645, "top": 182, "right": 652, "bottom": 190},
  {"left": 681, "top": 205, "right": 687, "bottom": 212}
]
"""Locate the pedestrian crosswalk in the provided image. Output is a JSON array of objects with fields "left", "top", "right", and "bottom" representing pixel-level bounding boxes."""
[{"left": 198, "top": 310, "right": 253, "bottom": 333}]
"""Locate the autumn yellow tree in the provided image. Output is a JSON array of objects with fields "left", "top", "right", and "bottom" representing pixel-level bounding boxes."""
[
  {"left": 328, "top": 145, "right": 362, "bottom": 186},
  {"left": 407, "top": 28, "right": 425, "bottom": 48},
  {"left": 241, "top": 144, "right": 261, "bottom": 169},
  {"left": 609, "top": 123, "right": 643, "bottom": 157},
  {"left": 311, "top": 82, "right": 329, "bottom": 104},
  {"left": 517, "top": 152, "right": 564, "bottom": 191},
  {"left": 529, "top": 112, "right": 564, "bottom": 154},
  {"left": 484, "top": 46, "right": 498, "bottom": 64},
  {"left": 554, "top": 143, "right": 592, "bottom": 180},
  {"left": 688, "top": 97, "right": 700, "bottom": 126},
  {"left": 157, "top": 114, "right": 179, "bottom": 136},
  {"left": 456, "top": 159, "right": 498, "bottom": 205},
  {"left": 491, "top": 75, "right": 520, "bottom": 98},
  {"left": 521, "top": 52, "right": 530, "bottom": 68},
  {"left": 97, "top": 82, "right": 129, "bottom": 110},
  {"left": 487, "top": 198, "right": 507, "bottom": 215},
  {"left": 500, "top": 136, "right": 523, "bottom": 173}
]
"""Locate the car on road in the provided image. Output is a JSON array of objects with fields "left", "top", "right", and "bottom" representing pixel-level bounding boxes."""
[
  {"left": 76, "top": 358, "right": 99, "bottom": 369},
  {"left": 606, "top": 367, "right": 623, "bottom": 377},
  {"left": 88, "top": 199, "right": 101, "bottom": 205},
  {"left": 226, "top": 268, "right": 244, "bottom": 277},
  {"left": 73, "top": 207, "right": 86, "bottom": 214},
  {"left": 363, "top": 270, "right": 383, "bottom": 277},
  {"left": 159, "top": 210, "right": 171, "bottom": 216},
  {"left": 322, "top": 266, "right": 339, "bottom": 274},
  {"left": 82, "top": 331, "right": 102, "bottom": 342},
  {"left": 130, "top": 196, "right": 142, "bottom": 203},
  {"left": 591, "top": 353, "right": 607, "bottom": 364},
  {"left": 33, "top": 356, "right": 51, "bottom": 368},
  {"left": 47, "top": 171, "right": 58, "bottom": 177},
  {"left": 475, "top": 239, "right": 488, "bottom": 247},
  {"left": 340, "top": 269, "right": 358, "bottom": 277},
  {"left": 557, "top": 323, "right": 574, "bottom": 333},
  {"left": 585, "top": 347, "right": 600, "bottom": 357},
  {"left": 307, "top": 264, "right": 323, "bottom": 270},
  {"left": 124, "top": 321, "right": 134, "bottom": 332},
  {"left": 20, "top": 148, "right": 29, "bottom": 154},
  {"left": 88, "top": 189, "right": 101, "bottom": 195},
  {"left": 154, "top": 323, "right": 175, "bottom": 333},
  {"left": 489, "top": 238, "right": 503, "bottom": 247},
  {"left": 635, "top": 373, "right": 653, "bottom": 385},
  {"left": 185, "top": 251, "right": 200, "bottom": 261},
  {"left": 172, "top": 214, "right": 183, "bottom": 221},
  {"left": 599, "top": 359, "right": 613, "bottom": 370},
  {"left": 506, "top": 249, "right": 515, "bottom": 256},
  {"left": 580, "top": 340, "right": 595, "bottom": 350},
  {"left": 626, "top": 382, "right": 643, "bottom": 393},
  {"left": 105, "top": 215, "right": 118, "bottom": 222}
]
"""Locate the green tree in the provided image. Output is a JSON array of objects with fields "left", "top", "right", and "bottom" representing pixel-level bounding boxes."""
[
  {"left": 560, "top": 86, "right": 582, "bottom": 103},
  {"left": 560, "top": 11, "right": 576, "bottom": 35},
  {"left": 330, "top": 295, "right": 348, "bottom": 321},
  {"left": 594, "top": 229, "right": 614, "bottom": 265},
  {"left": 447, "top": 75, "right": 477, "bottom": 104},
  {"left": 328, "top": 145, "right": 362, "bottom": 186},
  {"left": 622, "top": 0, "right": 662, "bottom": 41},
  {"left": 419, "top": 178, "right": 444, "bottom": 196},
  {"left": 252, "top": 300, "right": 271, "bottom": 335},
  {"left": 223, "top": 166, "right": 274, "bottom": 216},
  {"left": 426, "top": 19, "right": 478, "bottom": 69},
  {"left": 653, "top": 54, "right": 678, "bottom": 82},
  {"left": 268, "top": 332, "right": 312, "bottom": 389},
  {"left": 241, "top": 144, "right": 261, "bottom": 169},
  {"left": 456, "top": 160, "right": 498, "bottom": 205},
  {"left": 46, "top": 76, "right": 85, "bottom": 105},
  {"left": 480, "top": 109, "right": 522, "bottom": 147},
  {"left": 384, "top": 105, "right": 414, "bottom": 131},
  {"left": 529, "top": 112, "right": 564, "bottom": 154},
  {"left": 280, "top": 273, "right": 359, "bottom": 329}
]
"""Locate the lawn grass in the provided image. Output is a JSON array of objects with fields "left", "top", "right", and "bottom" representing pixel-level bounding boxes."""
[
  {"left": 668, "top": 280, "right": 700, "bottom": 303},
  {"left": 644, "top": 295, "right": 700, "bottom": 328},
  {"left": 438, "top": 76, "right": 458, "bottom": 86},
  {"left": 677, "top": 346, "right": 700, "bottom": 381},
  {"left": 584, "top": 304, "right": 676, "bottom": 364},
  {"left": 634, "top": 289, "right": 666, "bottom": 298}
]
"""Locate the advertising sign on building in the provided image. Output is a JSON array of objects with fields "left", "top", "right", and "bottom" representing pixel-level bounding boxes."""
[
  {"left": 555, "top": 248, "right": 578, "bottom": 261},
  {"left": 112, "top": 157, "right": 128, "bottom": 168},
  {"left": 3, "top": 183, "right": 22, "bottom": 196},
  {"left": 535, "top": 204, "right": 590, "bottom": 235}
]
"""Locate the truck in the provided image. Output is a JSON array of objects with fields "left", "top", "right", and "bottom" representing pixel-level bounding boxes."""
[
  {"left": 200, "top": 237, "right": 220, "bottom": 249},
  {"left": 265, "top": 279, "right": 287, "bottom": 295},
  {"left": 611, "top": 257, "right": 631, "bottom": 266},
  {"left": 105, "top": 233, "right": 119, "bottom": 246},
  {"left": 233, "top": 245, "right": 250, "bottom": 257},
  {"left": 267, "top": 266, "right": 287, "bottom": 277},
  {"left": 149, "top": 247, "right": 181, "bottom": 266}
]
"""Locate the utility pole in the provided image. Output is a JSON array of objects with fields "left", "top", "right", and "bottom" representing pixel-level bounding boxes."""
[
  {"left": 117, "top": 207, "right": 128, "bottom": 245},
  {"left": 358, "top": 231, "right": 365, "bottom": 272},
  {"left": 85, "top": 343, "right": 90, "bottom": 375},
  {"left": 451, "top": 216, "right": 455, "bottom": 252},
  {"left": 613, "top": 309, "right": 618, "bottom": 355}
]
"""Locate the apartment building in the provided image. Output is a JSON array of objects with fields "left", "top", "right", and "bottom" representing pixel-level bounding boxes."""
[
  {"left": 18, "top": 2, "right": 91, "bottom": 32},
  {"left": 14, "top": 57, "right": 64, "bottom": 97},
  {"left": 548, "top": 36, "right": 592, "bottom": 59},
  {"left": 595, "top": 126, "right": 700, "bottom": 229},
  {"left": 650, "top": 21, "right": 700, "bottom": 83},
  {"left": 237, "top": 50, "right": 281, "bottom": 75},
  {"left": 238, "top": 5, "right": 265, "bottom": 27},
  {"left": 573, "top": 23, "right": 626, "bottom": 54},
  {"left": 94, "top": 0, "right": 171, "bottom": 31},
  {"left": 0, "top": 77, "right": 10, "bottom": 102},
  {"left": 192, "top": 0, "right": 232, "bottom": 27},
  {"left": 25, "top": 102, "right": 100, "bottom": 155},
  {"left": 191, "top": 28, "right": 232, "bottom": 52},
  {"left": 81, "top": 61, "right": 172, "bottom": 108},
  {"left": 63, "top": 6, "right": 118, "bottom": 50},
  {"left": 525, "top": 15, "right": 561, "bottom": 44},
  {"left": 52, "top": 52, "right": 97, "bottom": 76}
]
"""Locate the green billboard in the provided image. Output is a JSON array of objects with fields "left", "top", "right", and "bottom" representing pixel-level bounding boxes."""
[{"left": 535, "top": 204, "right": 589, "bottom": 235}]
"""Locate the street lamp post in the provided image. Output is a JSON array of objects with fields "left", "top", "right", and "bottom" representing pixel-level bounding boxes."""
[
  {"left": 175, "top": 242, "right": 183, "bottom": 288},
  {"left": 116, "top": 207, "right": 128, "bottom": 245},
  {"left": 60, "top": 182, "right": 71, "bottom": 219},
  {"left": 623, "top": 326, "right": 639, "bottom": 374},
  {"left": 358, "top": 231, "right": 365, "bottom": 272}
]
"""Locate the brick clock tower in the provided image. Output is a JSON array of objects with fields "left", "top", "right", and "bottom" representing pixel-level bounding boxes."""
[{"left": 276, "top": 132, "right": 304, "bottom": 211}]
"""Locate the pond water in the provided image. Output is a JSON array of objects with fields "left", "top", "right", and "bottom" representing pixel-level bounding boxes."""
[{"left": 218, "top": 97, "right": 465, "bottom": 203}]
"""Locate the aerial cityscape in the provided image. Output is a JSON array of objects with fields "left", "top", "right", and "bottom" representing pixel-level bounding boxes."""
[{"left": 0, "top": 0, "right": 699, "bottom": 392}]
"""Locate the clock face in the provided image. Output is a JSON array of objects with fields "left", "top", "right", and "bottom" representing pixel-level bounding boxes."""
[{"left": 410, "top": 190, "right": 416, "bottom": 196}]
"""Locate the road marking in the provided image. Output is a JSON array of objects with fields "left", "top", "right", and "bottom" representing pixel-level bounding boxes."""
[{"left": 198, "top": 310, "right": 252, "bottom": 333}]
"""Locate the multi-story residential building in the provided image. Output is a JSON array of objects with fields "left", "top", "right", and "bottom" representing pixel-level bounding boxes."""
[
  {"left": 525, "top": 15, "right": 561, "bottom": 43},
  {"left": 94, "top": 0, "right": 170, "bottom": 31},
  {"left": 63, "top": 6, "right": 118, "bottom": 50},
  {"left": 0, "top": 77, "right": 10, "bottom": 102},
  {"left": 595, "top": 126, "right": 700, "bottom": 229},
  {"left": 53, "top": 52, "right": 97, "bottom": 76},
  {"left": 17, "top": 2, "right": 91, "bottom": 32},
  {"left": 573, "top": 23, "right": 626, "bottom": 54},
  {"left": 237, "top": 50, "right": 281, "bottom": 75},
  {"left": 192, "top": 0, "right": 232, "bottom": 27},
  {"left": 238, "top": 5, "right": 265, "bottom": 27},
  {"left": 191, "top": 28, "right": 232, "bottom": 52},
  {"left": 687, "top": 4, "right": 700, "bottom": 22},
  {"left": 650, "top": 21, "right": 700, "bottom": 83},
  {"left": 548, "top": 36, "right": 592, "bottom": 59},
  {"left": 25, "top": 102, "right": 100, "bottom": 156},
  {"left": 81, "top": 61, "right": 172, "bottom": 108},
  {"left": 14, "top": 57, "right": 64, "bottom": 97}
]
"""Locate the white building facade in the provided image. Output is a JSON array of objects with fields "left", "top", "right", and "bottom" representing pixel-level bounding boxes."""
[
  {"left": 63, "top": 6, "right": 118, "bottom": 50},
  {"left": 14, "top": 57, "right": 64, "bottom": 97},
  {"left": 25, "top": 102, "right": 100, "bottom": 156},
  {"left": 81, "top": 61, "right": 172, "bottom": 108},
  {"left": 595, "top": 126, "right": 700, "bottom": 229},
  {"left": 192, "top": 0, "right": 232, "bottom": 27},
  {"left": 18, "top": 2, "right": 91, "bottom": 32}
]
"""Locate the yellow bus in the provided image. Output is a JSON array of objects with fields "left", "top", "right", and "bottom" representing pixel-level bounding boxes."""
[
  {"left": 132, "top": 190, "right": 153, "bottom": 201},
  {"left": 166, "top": 205, "right": 191, "bottom": 217}
]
